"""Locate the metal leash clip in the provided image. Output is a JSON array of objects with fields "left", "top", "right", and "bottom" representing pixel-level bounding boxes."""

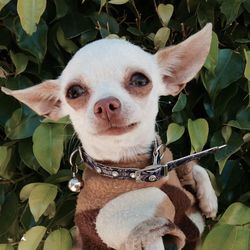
[{"left": 161, "top": 144, "right": 228, "bottom": 171}]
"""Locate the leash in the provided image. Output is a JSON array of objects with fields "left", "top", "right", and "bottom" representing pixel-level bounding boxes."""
[{"left": 69, "top": 143, "right": 227, "bottom": 184}]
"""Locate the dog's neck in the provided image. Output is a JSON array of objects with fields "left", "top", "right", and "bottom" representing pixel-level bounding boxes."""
[
  {"left": 78, "top": 130, "right": 156, "bottom": 163},
  {"left": 95, "top": 147, "right": 153, "bottom": 170},
  {"left": 80, "top": 133, "right": 160, "bottom": 170}
]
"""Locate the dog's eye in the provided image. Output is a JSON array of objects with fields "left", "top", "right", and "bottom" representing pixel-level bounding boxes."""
[
  {"left": 129, "top": 73, "right": 149, "bottom": 87},
  {"left": 66, "top": 85, "right": 86, "bottom": 99}
]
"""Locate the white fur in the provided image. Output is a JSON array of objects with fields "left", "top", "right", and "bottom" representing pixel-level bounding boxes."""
[
  {"left": 192, "top": 164, "right": 218, "bottom": 218},
  {"left": 59, "top": 39, "right": 162, "bottom": 161},
  {"left": 145, "top": 238, "right": 165, "bottom": 250},
  {"left": 188, "top": 211, "right": 205, "bottom": 235},
  {"left": 96, "top": 187, "right": 170, "bottom": 249}
]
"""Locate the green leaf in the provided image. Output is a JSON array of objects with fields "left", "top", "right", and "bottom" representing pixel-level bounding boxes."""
[
  {"left": 157, "top": 4, "right": 174, "bottom": 26},
  {"left": 15, "top": 19, "right": 48, "bottom": 63},
  {"left": 220, "top": 0, "right": 245, "bottom": 25},
  {"left": 29, "top": 183, "right": 58, "bottom": 222},
  {"left": 221, "top": 126, "right": 232, "bottom": 143},
  {"left": 188, "top": 118, "right": 209, "bottom": 152},
  {"left": 17, "top": 0, "right": 47, "bottom": 35},
  {"left": 20, "top": 183, "right": 42, "bottom": 202},
  {"left": 213, "top": 83, "right": 239, "bottom": 116},
  {"left": 202, "top": 49, "right": 244, "bottom": 102},
  {"left": 219, "top": 202, "right": 250, "bottom": 225},
  {"left": 18, "top": 226, "right": 46, "bottom": 250},
  {"left": 56, "top": 27, "right": 78, "bottom": 54},
  {"left": 20, "top": 204, "right": 36, "bottom": 231},
  {"left": 166, "top": 123, "right": 185, "bottom": 145},
  {"left": 43, "top": 201, "right": 56, "bottom": 219},
  {"left": 244, "top": 50, "right": 250, "bottom": 107},
  {"left": 154, "top": 27, "right": 170, "bottom": 49},
  {"left": 197, "top": 1, "right": 215, "bottom": 27},
  {"left": 0, "top": 0, "right": 11, "bottom": 11},
  {"left": 0, "top": 146, "right": 12, "bottom": 179},
  {"left": 95, "top": 12, "right": 119, "bottom": 35},
  {"left": 45, "top": 169, "right": 72, "bottom": 184},
  {"left": 5, "top": 108, "right": 41, "bottom": 140},
  {"left": 53, "top": 0, "right": 68, "bottom": 20},
  {"left": 10, "top": 51, "right": 29, "bottom": 76},
  {"left": 79, "top": 29, "right": 98, "bottom": 45},
  {"left": 42, "top": 115, "right": 71, "bottom": 124},
  {"left": 0, "top": 192, "right": 19, "bottom": 236},
  {"left": 99, "top": 0, "right": 106, "bottom": 12},
  {"left": 33, "top": 123, "right": 65, "bottom": 174},
  {"left": 236, "top": 107, "right": 250, "bottom": 125},
  {"left": 226, "top": 107, "right": 250, "bottom": 130},
  {"left": 43, "top": 228, "right": 72, "bottom": 250},
  {"left": 202, "top": 224, "right": 250, "bottom": 250},
  {"left": 127, "top": 27, "right": 143, "bottom": 36},
  {"left": 3, "top": 75, "right": 33, "bottom": 90},
  {"left": 61, "top": 13, "right": 94, "bottom": 39},
  {"left": 47, "top": 23, "right": 65, "bottom": 66},
  {"left": 19, "top": 139, "right": 41, "bottom": 171},
  {"left": 172, "top": 92, "right": 187, "bottom": 112},
  {"left": 206, "top": 169, "right": 221, "bottom": 196},
  {"left": 227, "top": 120, "right": 250, "bottom": 130},
  {"left": 109, "top": 0, "right": 129, "bottom": 4},
  {"left": 0, "top": 92, "right": 19, "bottom": 126},
  {"left": 212, "top": 131, "right": 244, "bottom": 172},
  {"left": 204, "top": 32, "right": 218, "bottom": 74},
  {"left": 0, "top": 244, "right": 14, "bottom": 250},
  {"left": 244, "top": 50, "right": 250, "bottom": 80}
]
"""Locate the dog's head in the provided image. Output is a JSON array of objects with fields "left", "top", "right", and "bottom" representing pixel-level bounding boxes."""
[{"left": 1, "top": 24, "right": 212, "bottom": 161}]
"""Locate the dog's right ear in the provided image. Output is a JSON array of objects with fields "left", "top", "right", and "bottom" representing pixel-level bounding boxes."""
[
  {"left": 1, "top": 80, "right": 64, "bottom": 120},
  {"left": 155, "top": 23, "right": 212, "bottom": 96}
]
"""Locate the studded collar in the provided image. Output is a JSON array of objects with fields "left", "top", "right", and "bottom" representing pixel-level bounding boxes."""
[
  {"left": 78, "top": 138, "right": 163, "bottom": 182},
  {"left": 70, "top": 141, "right": 226, "bottom": 183}
]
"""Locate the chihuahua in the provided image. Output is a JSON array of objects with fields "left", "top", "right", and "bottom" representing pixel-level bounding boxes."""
[{"left": 2, "top": 23, "right": 217, "bottom": 250}]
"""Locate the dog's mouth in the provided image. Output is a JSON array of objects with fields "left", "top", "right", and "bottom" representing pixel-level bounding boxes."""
[{"left": 98, "top": 122, "right": 138, "bottom": 136}]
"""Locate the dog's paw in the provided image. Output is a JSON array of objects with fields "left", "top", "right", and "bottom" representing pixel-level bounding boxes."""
[
  {"left": 196, "top": 182, "right": 218, "bottom": 219},
  {"left": 192, "top": 165, "right": 218, "bottom": 219}
]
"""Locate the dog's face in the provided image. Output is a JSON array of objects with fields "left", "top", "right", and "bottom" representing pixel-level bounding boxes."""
[
  {"left": 60, "top": 39, "right": 162, "bottom": 161},
  {"left": 1, "top": 24, "right": 212, "bottom": 161}
]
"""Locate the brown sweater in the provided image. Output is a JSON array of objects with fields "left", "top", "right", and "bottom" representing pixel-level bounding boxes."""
[{"left": 74, "top": 146, "right": 200, "bottom": 250}]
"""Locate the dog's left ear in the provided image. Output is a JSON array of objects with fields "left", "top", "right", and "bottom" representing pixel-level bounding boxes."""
[
  {"left": 155, "top": 23, "right": 212, "bottom": 96},
  {"left": 1, "top": 80, "right": 64, "bottom": 120}
]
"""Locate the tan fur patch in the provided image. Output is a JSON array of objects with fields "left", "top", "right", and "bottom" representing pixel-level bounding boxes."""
[
  {"left": 75, "top": 209, "right": 113, "bottom": 250},
  {"left": 155, "top": 196, "right": 175, "bottom": 221},
  {"left": 65, "top": 81, "right": 90, "bottom": 110},
  {"left": 123, "top": 68, "right": 153, "bottom": 97},
  {"left": 176, "top": 161, "right": 197, "bottom": 189}
]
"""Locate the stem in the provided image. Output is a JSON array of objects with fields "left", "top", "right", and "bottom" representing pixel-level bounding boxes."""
[{"left": 131, "top": 0, "right": 141, "bottom": 30}]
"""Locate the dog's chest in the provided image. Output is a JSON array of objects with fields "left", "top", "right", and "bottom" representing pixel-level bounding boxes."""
[{"left": 76, "top": 168, "right": 182, "bottom": 213}]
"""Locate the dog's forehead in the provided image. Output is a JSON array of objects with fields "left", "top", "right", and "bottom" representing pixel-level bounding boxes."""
[{"left": 60, "top": 39, "right": 156, "bottom": 85}]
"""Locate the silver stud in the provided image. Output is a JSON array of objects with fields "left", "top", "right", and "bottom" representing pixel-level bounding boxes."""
[
  {"left": 96, "top": 167, "right": 102, "bottom": 173},
  {"left": 130, "top": 172, "right": 136, "bottom": 178},
  {"left": 112, "top": 171, "right": 119, "bottom": 177},
  {"left": 149, "top": 175, "right": 157, "bottom": 182},
  {"left": 68, "top": 177, "right": 83, "bottom": 192},
  {"left": 130, "top": 173, "right": 136, "bottom": 179}
]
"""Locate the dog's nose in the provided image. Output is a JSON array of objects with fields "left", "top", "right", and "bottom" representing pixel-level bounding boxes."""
[{"left": 94, "top": 97, "right": 121, "bottom": 120}]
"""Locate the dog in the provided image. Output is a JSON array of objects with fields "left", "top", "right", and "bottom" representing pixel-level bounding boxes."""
[{"left": 2, "top": 23, "right": 217, "bottom": 250}]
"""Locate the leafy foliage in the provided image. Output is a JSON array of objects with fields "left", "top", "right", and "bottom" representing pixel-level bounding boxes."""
[{"left": 0, "top": 0, "right": 249, "bottom": 249}]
